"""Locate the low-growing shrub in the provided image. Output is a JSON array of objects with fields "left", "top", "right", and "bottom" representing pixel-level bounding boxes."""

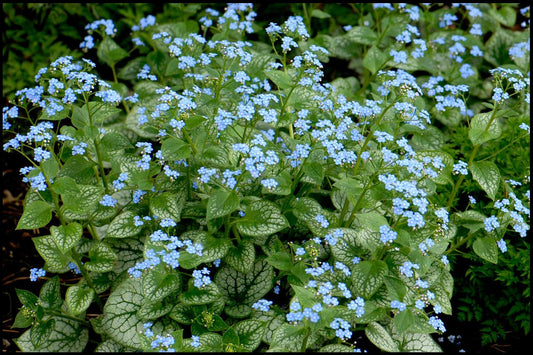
[{"left": 2, "top": 3, "right": 529, "bottom": 352}]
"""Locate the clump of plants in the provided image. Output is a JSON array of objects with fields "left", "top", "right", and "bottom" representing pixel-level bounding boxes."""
[{"left": 2, "top": 3, "right": 529, "bottom": 352}]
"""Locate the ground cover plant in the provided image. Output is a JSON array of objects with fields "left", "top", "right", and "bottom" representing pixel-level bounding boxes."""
[{"left": 2, "top": 3, "right": 530, "bottom": 352}]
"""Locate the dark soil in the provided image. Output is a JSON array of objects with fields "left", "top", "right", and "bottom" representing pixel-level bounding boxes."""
[{"left": 1, "top": 151, "right": 529, "bottom": 353}]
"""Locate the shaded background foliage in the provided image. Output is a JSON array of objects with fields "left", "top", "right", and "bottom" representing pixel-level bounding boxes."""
[{"left": 2, "top": 2, "right": 529, "bottom": 352}]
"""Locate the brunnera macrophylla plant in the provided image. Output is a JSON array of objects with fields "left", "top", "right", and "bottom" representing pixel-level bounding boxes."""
[{"left": 2, "top": 3, "right": 529, "bottom": 353}]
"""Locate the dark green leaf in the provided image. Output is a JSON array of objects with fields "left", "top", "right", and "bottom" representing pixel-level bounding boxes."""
[
  {"left": 470, "top": 160, "right": 501, "bottom": 200},
  {"left": 97, "top": 37, "right": 129, "bottom": 67},
  {"left": 39, "top": 276, "right": 62, "bottom": 310}
]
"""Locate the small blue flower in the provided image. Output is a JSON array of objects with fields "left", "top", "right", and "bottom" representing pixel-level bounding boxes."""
[
  {"left": 29, "top": 267, "right": 46, "bottom": 281},
  {"left": 72, "top": 142, "right": 88, "bottom": 156},
  {"left": 252, "top": 299, "right": 273, "bottom": 312},
  {"left": 100, "top": 194, "right": 117, "bottom": 207},
  {"left": 484, "top": 215, "right": 500, "bottom": 232},
  {"left": 390, "top": 300, "right": 406, "bottom": 311},
  {"left": 315, "top": 214, "right": 329, "bottom": 228}
]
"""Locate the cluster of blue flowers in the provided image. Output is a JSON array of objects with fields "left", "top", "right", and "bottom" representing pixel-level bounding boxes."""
[{"left": 127, "top": 228, "right": 205, "bottom": 278}]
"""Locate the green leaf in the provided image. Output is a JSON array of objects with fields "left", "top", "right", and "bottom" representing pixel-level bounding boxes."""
[
  {"left": 106, "top": 210, "right": 143, "bottom": 239},
  {"left": 97, "top": 36, "right": 129, "bottom": 67},
  {"left": 12, "top": 310, "right": 33, "bottom": 329},
  {"left": 56, "top": 156, "right": 97, "bottom": 184},
  {"left": 351, "top": 260, "right": 388, "bottom": 298},
  {"left": 236, "top": 199, "right": 289, "bottom": 237},
  {"left": 16, "top": 200, "right": 54, "bottom": 230},
  {"left": 270, "top": 324, "right": 306, "bottom": 352},
  {"left": 234, "top": 319, "right": 266, "bottom": 351},
  {"left": 52, "top": 176, "right": 80, "bottom": 196},
  {"left": 415, "top": 150, "right": 454, "bottom": 185},
  {"left": 302, "top": 161, "right": 324, "bottom": 185},
  {"left": 365, "top": 322, "right": 400, "bottom": 352},
  {"left": 363, "top": 46, "right": 389, "bottom": 74},
  {"left": 292, "top": 285, "right": 319, "bottom": 309},
  {"left": 50, "top": 223, "right": 82, "bottom": 253},
  {"left": 15, "top": 315, "right": 88, "bottom": 352},
  {"left": 142, "top": 263, "right": 181, "bottom": 302},
  {"left": 311, "top": 8, "right": 331, "bottom": 19},
  {"left": 100, "top": 131, "right": 133, "bottom": 152},
  {"left": 469, "top": 112, "right": 502, "bottom": 145},
  {"left": 71, "top": 105, "right": 90, "bottom": 128},
  {"left": 215, "top": 259, "right": 274, "bottom": 316},
  {"left": 225, "top": 241, "right": 255, "bottom": 273},
  {"left": 161, "top": 137, "right": 190, "bottom": 161},
  {"left": 178, "top": 231, "right": 231, "bottom": 269},
  {"left": 137, "top": 300, "right": 173, "bottom": 320},
  {"left": 393, "top": 309, "right": 416, "bottom": 334},
  {"left": 488, "top": 6, "right": 517, "bottom": 27},
  {"left": 63, "top": 184, "right": 103, "bottom": 214},
  {"left": 346, "top": 26, "right": 378, "bottom": 45},
  {"left": 150, "top": 191, "right": 185, "bottom": 222},
  {"left": 261, "top": 171, "right": 292, "bottom": 195},
  {"left": 355, "top": 212, "right": 388, "bottom": 233},
  {"left": 16, "top": 289, "right": 39, "bottom": 309},
  {"left": 84, "top": 242, "right": 118, "bottom": 272},
  {"left": 65, "top": 284, "right": 95, "bottom": 315},
  {"left": 170, "top": 303, "right": 196, "bottom": 325},
  {"left": 179, "top": 283, "right": 222, "bottom": 305},
  {"left": 102, "top": 277, "right": 144, "bottom": 350},
  {"left": 398, "top": 332, "right": 442, "bottom": 352},
  {"left": 265, "top": 70, "right": 293, "bottom": 90},
  {"left": 33, "top": 236, "right": 70, "bottom": 273},
  {"left": 470, "top": 160, "right": 501, "bottom": 200},
  {"left": 473, "top": 236, "right": 499, "bottom": 264},
  {"left": 265, "top": 250, "right": 292, "bottom": 271},
  {"left": 319, "top": 344, "right": 356, "bottom": 352},
  {"left": 207, "top": 189, "right": 239, "bottom": 220},
  {"left": 30, "top": 318, "right": 55, "bottom": 348},
  {"left": 84, "top": 101, "right": 122, "bottom": 124},
  {"left": 39, "top": 276, "right": 62, "bottom": 310}
]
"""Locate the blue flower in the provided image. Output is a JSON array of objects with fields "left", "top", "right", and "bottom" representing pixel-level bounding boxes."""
[
  {"left": 390, "top": 300, "right": 406, "bottom": 311},
  {"left": 484, "top": 215, "right": 500, "bottom": 232},
  {"left": 315, "top": 214, "right": 329, "bottom": 228},
  {"left": 379, "top": 225, "right": 398, "bottom": 244},
  {"left": 261, "top": 178, "right": 278, "bottom": 190},
  {"left": 29, "top": 267, "right": 46, "bottom": 281},
  {"left": 429, "top": 316, "right": 446, "bottom": 332},
  {"left": 192, "top": 267, "right": 212, "bottom": 288},
  {"left": 252, "top": 299, "right": 273, "bottom": 312},
  {"left": 100, "top": 194, "right": 117, "bottom": 207},
  {"left": 399, "top": 261, "right": 419, "bottom": 277}
]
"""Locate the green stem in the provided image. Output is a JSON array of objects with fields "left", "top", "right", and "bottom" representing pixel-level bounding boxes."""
[{"left": 445, "top": 233, "right": 476, "bottom": 255}]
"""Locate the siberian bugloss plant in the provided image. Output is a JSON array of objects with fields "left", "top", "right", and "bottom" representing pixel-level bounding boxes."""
[{"left": 3, "top": 3, "right": 529, "bottom": 352}]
